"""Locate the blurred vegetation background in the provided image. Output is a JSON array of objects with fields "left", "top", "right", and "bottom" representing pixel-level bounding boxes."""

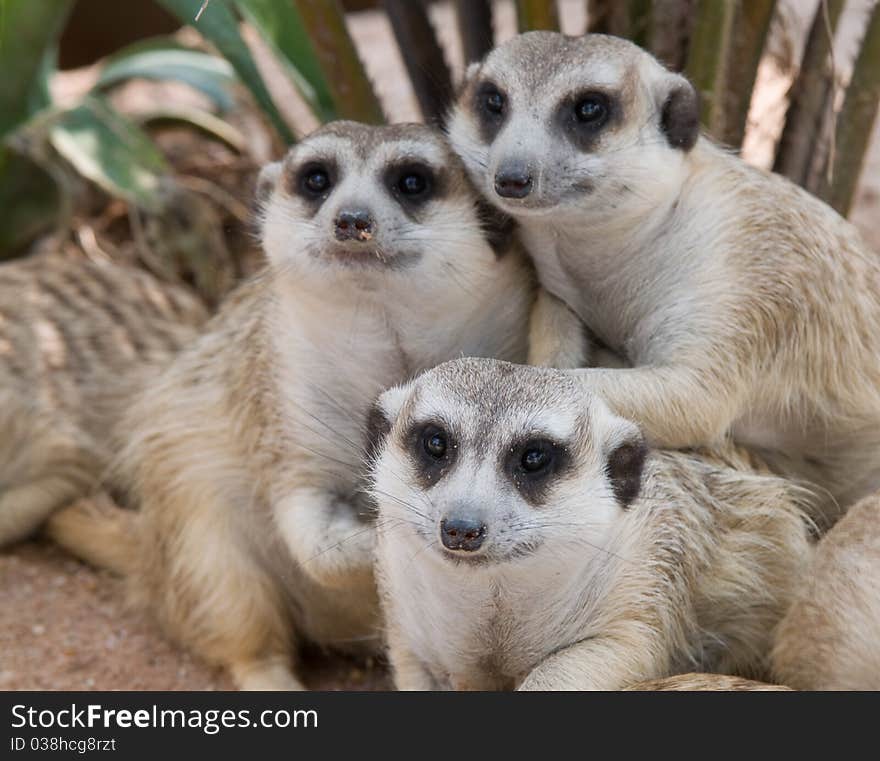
[{"left": 0, "top": 0, "right": 878, "bottom": 305}]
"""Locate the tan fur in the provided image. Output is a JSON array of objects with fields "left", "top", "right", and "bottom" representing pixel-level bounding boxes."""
[
  {"left": 626, "top": 673, "right": 791, "bottom": 691},
  {"left": 0, "top": 253, "right": 206, "bottom": 545},
  {"left": 51, "top": 123, "right": 536, "bottom": 691},
  {"left": 371, "top": 358, "right": 815, "bottom": 691},
  {"left": 772, "top": 491, "right": 880, "bottom": 690},
  {"left": 45, "top": 492, "right": 135, "bottom": 574},
  {"left": 448, "top": 32, "right": 880, "bottom": 520}
]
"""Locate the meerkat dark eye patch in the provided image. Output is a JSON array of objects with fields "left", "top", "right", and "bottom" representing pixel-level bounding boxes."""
[
  {"left": 473, "top": 81, "right": 508, "bottom": 141},
  {"left": 558, "top": 90, "right": 616, "bottom": 152},
  {"left": 386, "top": 162, "right": 439, "bottom": 207},
  {"left": 605, "top": 440, "right": 647, "bottom": 508},
  {"left": 505, "top": 438, "right": 571, "bottom": 505},
  {"left": 293, "top": 160, "right": 338, "bottom": 206},
  {"left": 408, "top": 421, "right": 458, "bottom": 489}
]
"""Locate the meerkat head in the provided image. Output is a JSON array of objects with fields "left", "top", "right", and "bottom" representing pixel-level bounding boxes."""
[
  {"left": 446, "top": 32, "right": 700, "bottom": 219},
  {"left": 257, "top": 121, "right": 498, "bottom": 278},
  {"left": 368, "top": 358, "right": 647, "bottom": 568}
]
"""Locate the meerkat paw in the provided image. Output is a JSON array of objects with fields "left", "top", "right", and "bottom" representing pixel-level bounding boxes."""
[
  {"left": 306, "top": 510, "right": 376, "bottom": 588},
  {"left": 527, "top": 288, "right": 591, "bottom": 369},
  {"left": 276, "top": 490, "right": 377, "bottom": 589}
]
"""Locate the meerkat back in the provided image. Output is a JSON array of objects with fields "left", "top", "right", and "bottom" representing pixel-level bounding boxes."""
[
  {"left": 772, "top": 492, "right": 880, "bottom": 690},
  {"left": 0, "top": 253, "right": 207, "bottom": 545}
]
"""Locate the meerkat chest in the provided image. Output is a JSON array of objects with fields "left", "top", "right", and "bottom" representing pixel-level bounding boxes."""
[
  {"left": 520, "top": 222, "right": 700, "bottom": 360},
  {"left": 385, "top": 542, "right": 592, "bottom": 689}
]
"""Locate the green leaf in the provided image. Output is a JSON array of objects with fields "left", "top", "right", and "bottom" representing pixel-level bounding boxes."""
[
  {"left": 0, "top": 146, "right": 59, "bottom": 259},
  {"left": 234, "top": 0, "right": 336, "bottom": 121},
  {"left": 49, "top": 98, "right": 170, "bottom": 212},
  {"left": 157, "top": 0, "right": 294, "bottom": 143},
  {"left": 96, "top": 38, "right": 237, "bottom": 111},
  {"left": 136, "top": 105, "right": 247, "bottom": 152},
  {"left": 291, "top": 0, "right": 384, "bottom": 124},
  {"left": 0, "top": 0, "right": 74, "bottom": 138}
]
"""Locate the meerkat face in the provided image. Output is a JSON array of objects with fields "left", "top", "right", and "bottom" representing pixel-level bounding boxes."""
[
  {"left": 369, "top": 358, "right": 646, "bottom": 568},
  {"left": 257, "top": 122, "right": 487, "bottom": 276},
  {"left": 447, "top": 32, "right": 700, "bottom": 218}
]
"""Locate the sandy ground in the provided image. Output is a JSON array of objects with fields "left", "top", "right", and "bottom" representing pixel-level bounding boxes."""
[
  {"left": 0, "top": 541, "right": 390, "bottom": 691},
  {"left": 2, "top": 1, "right": 879, "bottom": 691}
]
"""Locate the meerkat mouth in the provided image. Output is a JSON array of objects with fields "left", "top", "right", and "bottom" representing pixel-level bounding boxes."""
[
  {"left": 319, "top": 244, "right": 423, "bottom": 270},
  {"left": 437, "top": 539, "right": 542, "bottom": 567},
  {"left": 491, "top": 194, "right": 566, "bottom": 216},
  {"left": 325, "top": 245, "right": 390, "bottom": 265}
]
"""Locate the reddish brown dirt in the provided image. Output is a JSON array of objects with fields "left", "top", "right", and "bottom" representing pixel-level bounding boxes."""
[{"left": 0, "top": 541, "right": 390, "bottom": 691}]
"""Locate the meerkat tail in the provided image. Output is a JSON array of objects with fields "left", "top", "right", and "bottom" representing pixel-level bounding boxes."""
[{"left": 44, "top": 493, "right": 137, "bottom": 575}]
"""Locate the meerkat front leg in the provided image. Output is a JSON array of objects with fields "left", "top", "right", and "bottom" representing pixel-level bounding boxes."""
[
  {"left": 528, "top": 288, "right": 591, "bottom": 369},
  {"left": 518, "top": 629, "right": 668, "bottom": 691},
  {"left": 572, "top": 364, "right": 748, "bottom": 450},
  {"left": 275, "top": 487, "right": 376, "bottom": 589},
  {"left": 385, "top": 621, "right": 439, "bottom": 690}
]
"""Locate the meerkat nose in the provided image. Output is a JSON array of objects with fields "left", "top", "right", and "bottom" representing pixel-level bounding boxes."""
[
  {"left": 440, "top": 516, "right": 488, "bottom": 552},
  {"left": 334, "top": 208, "right": 375, "bottom": 242},
  {"left": 494, "top": 161, "right": 533, "bottom": 199}
]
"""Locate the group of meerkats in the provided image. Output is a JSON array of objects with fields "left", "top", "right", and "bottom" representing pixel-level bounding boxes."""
[{"left": 2, "top": 32, "right": 879, "bottom": 691}]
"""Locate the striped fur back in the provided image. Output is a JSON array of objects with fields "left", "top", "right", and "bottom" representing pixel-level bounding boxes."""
[{"left": 0, "top": 253, "right": 208, "bottom": 545}]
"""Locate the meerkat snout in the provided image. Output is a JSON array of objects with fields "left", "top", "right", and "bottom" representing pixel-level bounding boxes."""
[
  {"left": 334, "top": 207, "right": 375, "bottom": 242},
  {"left": 439, "top": 513, "right": 488, "bottom": 553},
  {"left": 494, "top": 159, "right": 532, "bottom": 199}
]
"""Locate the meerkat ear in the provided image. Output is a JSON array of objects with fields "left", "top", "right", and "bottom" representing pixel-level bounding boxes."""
[
  {"left": 660, "top": 74, "right": 700, "bottom": 151},
  {"left": 605, "top": 434, "right": 648, "bottom": 508},
  {"left": 476, "top": 199, "right": 517, "bottom": 256},
  {"left": 364, "top": 384, "right": 411, "bottom": 463},
  {"left": 454, "top": 60, "right": 482, "bottom": 96},
  {"left": 255, "top": 161, "right": 283, "bottom": 208}
]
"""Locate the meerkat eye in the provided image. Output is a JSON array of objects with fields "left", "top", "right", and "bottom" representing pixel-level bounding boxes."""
[
  {"left": 521, "top": 445, "right": 552, "bottom": 473},
  {"left": 391, "top": 165, "right": 434, "bottom": 204},
  {"left": 300, "top": 165, "right": 332, "bottom": 196},
  {"left": 484, "top": 90, "right": 505, "bottom": 114},
  {"left": 574, "top": 94, "right": 609, "bottom": 126},
  {"left": 477, "top": 83, "right": 506, "bottom": 117},
  {"left": 423, "top": 426, "right": 448, "bottom": 459},
  {"left": 398, "top": 171, "right": 428, "bottom": 197},
  {"left": 516, "top": 440, "right": 556, "bottom": 476}
]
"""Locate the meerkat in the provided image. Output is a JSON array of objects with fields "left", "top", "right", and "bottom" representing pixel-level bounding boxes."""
[
  {"left": 50, "top": 122, "right": 536, "bottom": 691},
  {"left": 626, "top": 674, "right": 791, "bottom": 691},
  {"left": 772, "top": 491, "right": 880, "bottom": 690},
  {"left": 0, "top": 253, "right": 207, "bottom": 546},
  {"left": 447, "top": 31, "right": 880, "bottom": 519},
  {"left": 369, "top": 358, "right": 815, "bottom": 691}
]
